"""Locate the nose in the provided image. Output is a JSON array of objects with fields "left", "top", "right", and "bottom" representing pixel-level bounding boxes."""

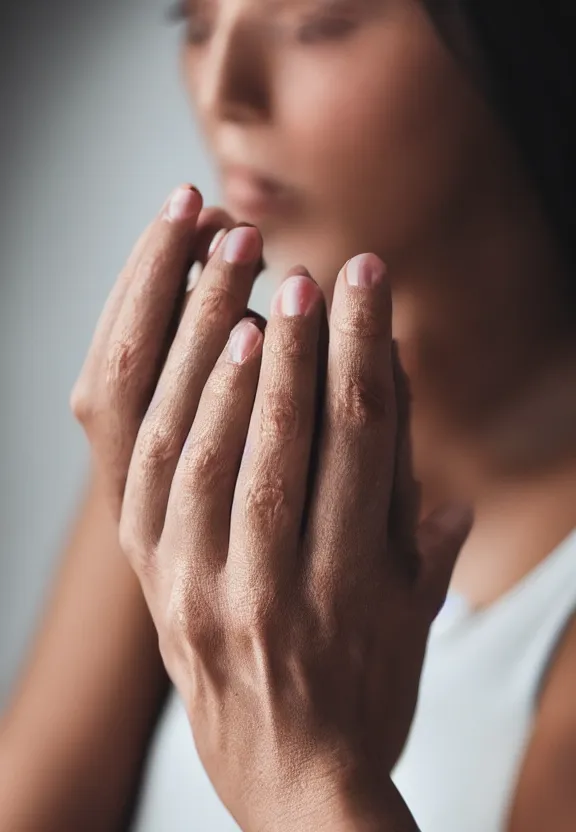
[{"left": 197, "top": 15, "right": 272, "bottom": 127}]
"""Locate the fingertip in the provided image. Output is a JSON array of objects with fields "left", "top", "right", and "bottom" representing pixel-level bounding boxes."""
[
  {"left": 164, "top": 184, "right": 203, "bottom": 222},
  {"left": 227, "top": 319, "right": 264, "bottom": 364},
  {"left": 192, "top": 208, "right": 235, "bottom": 264},
  {"left": 208, "top": 228, "right": 227, "bottom": 259},
  {"left": 286, "top": 264, "right": 313, "bottom": 279},
  {"left": 272, "top": 273, "right": 323, "bottom": 318},
  {"left": 222, "top": 225, "right": 263, "bottom": 266},
  {"left": 245, "top": 308, "right": 268, "bottom": 331},
  {"left": 331, "top": 254, "right": 392, "bottom": 338},
  {"left": 344, "top": 253, "right": 387, "bottom": 289}
]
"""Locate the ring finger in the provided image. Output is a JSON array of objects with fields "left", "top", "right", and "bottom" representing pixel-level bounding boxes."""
[{"left": 306, "top": 254, "right": 397, "bottom": 588}]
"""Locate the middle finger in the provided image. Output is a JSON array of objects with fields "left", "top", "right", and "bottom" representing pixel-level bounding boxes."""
[{"left": 229, "top": 273, "right": 324, "bottom": 593}]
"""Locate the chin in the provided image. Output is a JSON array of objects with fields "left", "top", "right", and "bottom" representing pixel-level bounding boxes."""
[{"left": 261, "top": 234, "right": 346, "bottom": 299}]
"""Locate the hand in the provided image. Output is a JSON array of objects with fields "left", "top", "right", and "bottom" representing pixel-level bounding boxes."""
[
  {"left": 72, "top": 185, "right": 472, "bottom": 831},
  {"left": 72, "top": 185, "right": 261, "bottom": 516}
]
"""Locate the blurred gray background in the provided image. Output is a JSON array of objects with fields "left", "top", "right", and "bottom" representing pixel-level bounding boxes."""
[{"left": 0, "top": 0, "right": 268, "bottom": 707}]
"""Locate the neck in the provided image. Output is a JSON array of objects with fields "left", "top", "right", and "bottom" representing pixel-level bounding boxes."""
[
  {"left": 388, "top": 178, "right": 576, "bottom": 606},
  {"left": 451, "top": 462, "right": 576, "bottom": 608},
  {"left": 390, "top": 164, "right": 575, "bottom": 481}
]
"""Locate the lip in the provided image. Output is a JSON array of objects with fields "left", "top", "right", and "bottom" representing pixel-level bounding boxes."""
[{"left": 220, "top": 164, "right": 297, "bottom": 222}]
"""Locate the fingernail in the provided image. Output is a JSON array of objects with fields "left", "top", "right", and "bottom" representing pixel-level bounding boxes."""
[
  {"left": 223, "top": 226, "right": 262, "bottom": 265},
  {"left": 345, "top": 253, "right": 386, "bottom": 288},
  {"left": 208, "top": 228, "right": 227, "bottom": 259},
  {"left": 274, "top": 275, "right": 320, "bottom": 317},
  {"left": 167, "top": 186, "right": 201, "bottom": 221},
  {"left": 228, "top": 321, "right": 262, "bottom": 364}
]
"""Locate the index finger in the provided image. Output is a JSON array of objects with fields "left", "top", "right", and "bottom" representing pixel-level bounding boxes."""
[
  {"left": 76, "top": 185, "right": 203, "bottom": 384},
  {"left": 73, "top": 185, "right": 204, "bottom": 514}
]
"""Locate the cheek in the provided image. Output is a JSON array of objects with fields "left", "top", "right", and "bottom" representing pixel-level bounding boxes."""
[{"left": 278, "top": 31, "right": 488, "bottom": 260}]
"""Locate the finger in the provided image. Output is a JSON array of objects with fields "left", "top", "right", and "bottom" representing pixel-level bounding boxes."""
[
  {"left": 230, "top": 273, "right": 324, "bottom": 593},
  {"left": 74, "top": 187, "right": 201, "bottom": 393},
  {"left": 417, "top": 503, "right": 474, "bottom": 618},
  {"left": 157, "top": 207, "right": 236, "bottom": 377},
  {"left": 165, "top": 319, "right": 264, "bottom": 574},
  {"left": 123, "top": 226, "right": 263, "bottom": 547},
  {"left": 186, "top": 218, "right": 266, "bottom": 296},
  {"left": 74, "top": 185, "right": 203, "bottom": 515},
  {"left": 244, "top": 309, "right": 268, "bottom": 331},
  {"left": 292, "top": 268, "right": 329, "bottom": 534},
  {"left": 184, "top": 207, "right": 235, "bottom": 295},
  {"left": 81, "top": 223, "right": 153, "bottom": 365},
  {"left": 306, "top": 254, "right": 395, "bottom": 587},
  {"left": 194, "top": 206, "right": 236, "bottom": 263}
]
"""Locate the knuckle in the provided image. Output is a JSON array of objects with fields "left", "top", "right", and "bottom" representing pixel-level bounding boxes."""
[
  {"left": 244, "top": 475, "right": 289, "bottom": 535},
  {"left": 198, "top": 285, "right": 237, "bottom": 328},
  {"left": 260, "top": 393, "right": 300, "bottom": 443},
  {"left": 70, "top": 380, "right": 94, "bottom": 426},
  {"left": 105, "top": 334, "right": 141, "bottom": 398},
  {"left": 333, "top": 302, "right": 389, "bottom": 340},
  {"left": 181, "top": 436, "right": 227, "bottom": 490},
  {"left": 138, "top": 419, "right": 181, "bottom": 474},
  {"left": 336, "top": 374, "right": 390, "bottom": 428},
  {"left": 118, "top": 514, "right": 152, "bottom": 572},
  {"left": 229, "top": 580, "right": 280, "bottom": 639},
  {"left": 269, "top": 321, "right": 313, "bottom": 361},
  {"left": 166, "top": 568, "right": 216, "bottom": 650},
  {"left": 185, "top": 439, "right": 222, "bottom": 482}
]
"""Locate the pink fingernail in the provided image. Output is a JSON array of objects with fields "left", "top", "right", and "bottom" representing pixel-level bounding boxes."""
[
  {"left": 228, "top": 321, "right": 262, "bottom": 364},
  {"left": 223, "top": 226, "right": 262, "bottom": 265},
  {"left": 273, "top": 275, "right": 320, "bottom": 317},
  {"left": 345, "top": 253, "right": 386, "bottom": 288},
  {"left": 208, "top": 228, "right": 227, "bottom": 259},
  {"left": 167, "top": 186, "right": 202, "bottom": 221}
]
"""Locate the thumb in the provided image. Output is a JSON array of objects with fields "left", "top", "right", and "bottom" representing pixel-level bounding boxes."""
[{"left": 416, "top": 503, "right": 474, "bottom": 617}]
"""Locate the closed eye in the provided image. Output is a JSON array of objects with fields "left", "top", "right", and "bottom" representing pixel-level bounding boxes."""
[{"left": 296, "top": 15, "right": 357, "bottom": 43}]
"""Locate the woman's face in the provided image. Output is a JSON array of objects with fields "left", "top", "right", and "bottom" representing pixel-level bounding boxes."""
[
  {"left": 179, "top": 0, "right": 573, "bottom": 485},
  {"left": 180, "top": 0, "right": 509, "bottom": 285}
]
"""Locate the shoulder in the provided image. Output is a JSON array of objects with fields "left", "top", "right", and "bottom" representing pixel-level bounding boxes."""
[{"left": 508, "top": 611, "right": 576, "bottom": 832}]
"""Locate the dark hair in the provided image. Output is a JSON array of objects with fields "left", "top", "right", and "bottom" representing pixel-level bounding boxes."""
[{"left": 426, "top": 1, "right": 576, "bottom": 287}]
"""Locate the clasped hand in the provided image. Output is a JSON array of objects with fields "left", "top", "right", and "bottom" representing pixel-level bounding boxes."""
[{"left": 72, "top": 186, "right": 471, "bottom": 831}]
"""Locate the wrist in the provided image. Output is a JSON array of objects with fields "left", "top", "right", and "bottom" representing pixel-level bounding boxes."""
[{"left": 267, "top": 765, "right": 419, "bottom": 832}]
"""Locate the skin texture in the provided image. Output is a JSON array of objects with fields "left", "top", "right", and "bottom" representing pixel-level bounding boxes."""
[
  {"left": 2, "top": 0, "right": 576, "bottom": 828},
  {"left": 71, "top": 188, "right": 472, "bottom": 829}
]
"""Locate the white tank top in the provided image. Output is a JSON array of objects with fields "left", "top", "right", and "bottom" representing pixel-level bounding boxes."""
[
  {"left": 133, "top": 529, "right": 576, "bottom": 832},
  {"left": 394, "top": 527, "right": 576, "bottom": 831}
]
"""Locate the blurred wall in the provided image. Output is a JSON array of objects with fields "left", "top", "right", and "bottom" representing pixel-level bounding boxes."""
[{"left": 0, "top": 0, "right": 260, "bottom": 706}]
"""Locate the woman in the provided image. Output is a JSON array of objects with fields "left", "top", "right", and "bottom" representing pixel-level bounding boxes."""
[{"left": 1, "top": 1, "right": 575, "bottom": 830}]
